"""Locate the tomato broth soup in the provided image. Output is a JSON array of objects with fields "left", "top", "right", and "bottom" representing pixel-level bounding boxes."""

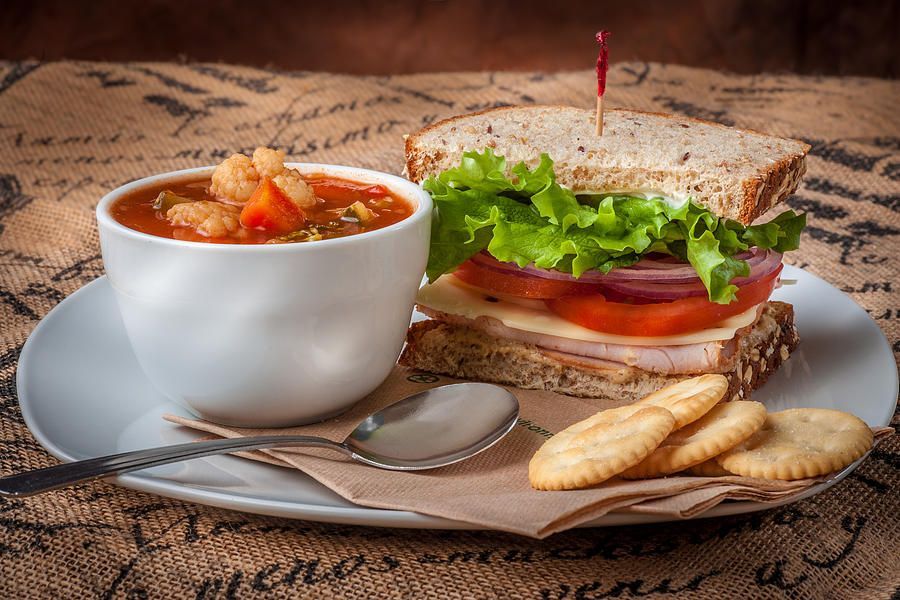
[{"left": 112, "top": 176, "right": 413, "bottom": 244}]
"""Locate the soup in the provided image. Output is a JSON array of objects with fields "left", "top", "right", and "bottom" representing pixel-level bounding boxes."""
[
  {"left": 110, "top": 146, "right": 412, "bottom": 244},
  {"left": 112, "top": 176, "right": 414, "bottom": 244}
]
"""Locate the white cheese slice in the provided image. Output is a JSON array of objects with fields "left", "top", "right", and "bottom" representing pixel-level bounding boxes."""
[{"left": 417, "top": 276, "right": 761, "bottom": 347}]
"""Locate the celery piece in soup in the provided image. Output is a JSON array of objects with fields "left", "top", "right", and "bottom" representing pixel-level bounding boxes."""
[
  {"left": 266, "top": 228, "right": 324, "bottom": 244},
  {"left": 153, "top": 191, "right": 195, "bottom": 212},
  {"left": 341, "top": 200, "right": 376, "bottom": 225}
]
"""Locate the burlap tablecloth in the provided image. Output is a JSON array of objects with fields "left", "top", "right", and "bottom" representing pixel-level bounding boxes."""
[{"left": 0, "top": 60, "right": 897, "bottom": 598}]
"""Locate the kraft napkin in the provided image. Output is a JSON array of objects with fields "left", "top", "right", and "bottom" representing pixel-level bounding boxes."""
[{"left": 163, "top": 367, "right": 893, "bottom": 538}]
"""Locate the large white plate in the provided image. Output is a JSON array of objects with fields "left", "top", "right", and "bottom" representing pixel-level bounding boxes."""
[{"left": 16, "top": 266, "right": 898, "bottom": 529}]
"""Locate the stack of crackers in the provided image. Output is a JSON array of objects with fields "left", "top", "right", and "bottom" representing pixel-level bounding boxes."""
[{"left": 529, "top": 375, "right": 874, "bottom": 490}]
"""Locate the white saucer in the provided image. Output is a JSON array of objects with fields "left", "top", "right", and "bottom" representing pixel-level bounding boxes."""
[{"left": 17, "top": 266, "right": 898, "bottom": 530}]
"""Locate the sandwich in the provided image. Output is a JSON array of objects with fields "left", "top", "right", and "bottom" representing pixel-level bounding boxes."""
[{"left": 399, "top": 105, "right": 809, "bottom": 404}]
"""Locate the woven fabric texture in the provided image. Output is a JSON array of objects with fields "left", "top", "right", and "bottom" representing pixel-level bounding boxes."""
[{"left": 0, "top": 61, "right": 897, "bottom": 599}]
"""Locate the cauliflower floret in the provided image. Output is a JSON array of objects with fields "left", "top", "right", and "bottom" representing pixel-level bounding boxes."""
[
  {"left": 209, "top": 153, "right": 259, "bottom": 204},
  {"left": 273, "top": 168, "right": 317, "bottom": 209},
  {"left": 252, "top": 146, "right": 286, "bottom": 179},
  {"left": 168, "top": 201, "right": 242, "bottom": 237}
]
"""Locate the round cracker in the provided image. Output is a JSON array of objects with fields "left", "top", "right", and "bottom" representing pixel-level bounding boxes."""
[
  {"left": 634, "top": 375, "right": 728, "bottom": 429},
  {"left": 528, "top": 405, "right": 676, "bottom": 490},
  {"left": 622, "top": 401, "right": 767, "bottom": 479},
  {"left": 685, "top": 459, "right": 735, "bottom": 477},
  {"left": 716, "top": 408, "right": 873, "bottom": 480}
]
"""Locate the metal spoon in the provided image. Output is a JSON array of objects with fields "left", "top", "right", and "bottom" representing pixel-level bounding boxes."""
[{"left": 0, "top": 383, "right": 519, "bottom": 498}]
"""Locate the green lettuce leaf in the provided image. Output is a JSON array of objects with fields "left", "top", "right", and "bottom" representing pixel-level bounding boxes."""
[{"left": 423, "top": 150, "right": 805, "bottom": 304}]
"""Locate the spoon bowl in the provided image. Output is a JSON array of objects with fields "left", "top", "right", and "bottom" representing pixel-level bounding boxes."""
[
  {"left": 0, "top": 383, "right": 519, "bottom": 497},
  {"left": 347, "top": 383, "right": 520, "bottom": 469}
]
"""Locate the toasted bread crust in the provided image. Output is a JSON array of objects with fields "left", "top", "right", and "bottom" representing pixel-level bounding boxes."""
[
  {"left": 400, "top": 302, "right": 798, "bottom": 404},
  {"left": 740, "top": 150, "right": 808, "bottom": 223},
  {"left": 405, "top": 106, "right": 810, "bottom": 225}
]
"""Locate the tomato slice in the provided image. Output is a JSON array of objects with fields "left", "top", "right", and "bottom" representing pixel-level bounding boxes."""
[
  {"left": 546, "top": 266, "right": 782, "bottom": 336},
  {"left": 240, "top": 178, "right": 307, "bottom": 234},
  {"left": 452, "top": 259, "right": 602, "bottom": 299}
]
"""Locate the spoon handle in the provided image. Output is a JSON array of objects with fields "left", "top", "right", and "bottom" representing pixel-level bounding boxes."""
[{"left": 0, "top": 435, "right": 352, "bottom": 498}]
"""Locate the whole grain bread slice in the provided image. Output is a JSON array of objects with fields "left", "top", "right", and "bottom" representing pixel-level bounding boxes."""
[
  {"left": 399, "top": 301, "right": 798, "bottom": 405},
  {"left": 405, "top": 106, "right": 809, "bottom": 224}
]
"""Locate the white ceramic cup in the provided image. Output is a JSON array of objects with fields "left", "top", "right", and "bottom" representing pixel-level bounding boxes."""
[{"left": 97, "top": 163, "right": 431, "bottom": 427}]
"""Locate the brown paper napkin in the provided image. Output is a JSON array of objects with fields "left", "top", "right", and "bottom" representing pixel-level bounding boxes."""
[{"left": 163, "top": 367, "right": 894, "bottom": 538}]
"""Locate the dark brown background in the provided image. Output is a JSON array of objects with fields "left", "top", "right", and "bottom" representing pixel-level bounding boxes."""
[{"left": 1, "top": 0, "right": 897, "bottom": 76}]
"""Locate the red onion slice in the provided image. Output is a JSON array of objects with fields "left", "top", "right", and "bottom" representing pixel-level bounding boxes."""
[
  {"left": 599, "top": 249, "right": 765, "bottom": 283},
  {"left": 598, "top": 280, "right": 710, "bottom": 300},
  {"left": 598, "top": 263, "right": 784, "bottom": 301},
  {"left": 469, "top": 248, "right": 782, "bottom": 300}
]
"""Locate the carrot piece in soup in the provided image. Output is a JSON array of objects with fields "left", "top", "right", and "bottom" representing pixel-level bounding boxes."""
[{"left": 240, "top": 178, "right": 307, "bottom": 234}]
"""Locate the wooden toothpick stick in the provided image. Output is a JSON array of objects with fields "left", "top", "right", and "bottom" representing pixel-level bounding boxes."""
[{"left": 596, "top": 95, "right": 604, "bottom": 136}]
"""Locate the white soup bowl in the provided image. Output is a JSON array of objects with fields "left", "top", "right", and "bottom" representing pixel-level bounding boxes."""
[{"left": 97, "top": 163, "right": 431, "bottom": 427}]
